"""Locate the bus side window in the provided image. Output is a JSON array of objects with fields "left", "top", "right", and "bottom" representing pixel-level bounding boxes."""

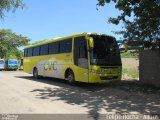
[
  {"left": 24, "top": 49, "right": 28, "bottom": 57},
  {"left": 60, "top": 39, "right": 72, "bottom": 53},
  {"left": 27, "top": 48, "right": 33, "bottom": 57},
  {"left": 33, "top": 46, "right": 40, "bottom": 56},
  {"left": 40, "top": 44, "right": 49, "bottom": 55},
  {"left": 49, "top": 42, "right": 59, "bottom": 54}
]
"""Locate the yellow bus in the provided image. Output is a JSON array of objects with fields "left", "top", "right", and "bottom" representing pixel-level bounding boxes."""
[{"left": 24, "top": 33, "right": 122, "bottom": 85}]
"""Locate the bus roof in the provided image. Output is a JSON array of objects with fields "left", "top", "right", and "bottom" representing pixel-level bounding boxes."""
[{"left": 24, "top": 32, "right": 115, "bottom": 49}]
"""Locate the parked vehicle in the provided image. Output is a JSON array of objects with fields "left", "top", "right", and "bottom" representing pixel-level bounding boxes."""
[
  {"left": 6, "top": 59, "right": 19, "bottom": 70},
  {"left": 0, "top": 59, "right": 5, "bottom": 70}
]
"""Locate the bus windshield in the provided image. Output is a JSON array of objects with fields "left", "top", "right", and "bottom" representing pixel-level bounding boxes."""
[
  {"left": 8, "top": 60, "right": 18, "bottom": 65},
  {"left": 90, "top": 35, "right": 121, "bottom": 66},
  {"left": 0, "top": 60, "right": 4, "bottom": 64}
]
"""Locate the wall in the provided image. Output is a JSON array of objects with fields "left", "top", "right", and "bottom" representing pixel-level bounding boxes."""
[{"left": 139, "top": 50, "right": 160, "bottom": 86}]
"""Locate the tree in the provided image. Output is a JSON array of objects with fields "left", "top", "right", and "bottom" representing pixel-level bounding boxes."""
[
  {"left": 6, "top": 47, "right": 23, "bottom": 60},
  {"left": 97, "top": 0, "right": 160, "bottom": 49},
  {"left": 0, "top": 0, "right": 25, "bottom": 18},
  {"left": 0, "top": 29, "right": 30, "bottom": 59}
]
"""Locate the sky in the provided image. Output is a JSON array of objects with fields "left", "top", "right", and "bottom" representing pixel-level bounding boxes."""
[{"left": 0, "top": 0, "right": 123, "bottom": 44}]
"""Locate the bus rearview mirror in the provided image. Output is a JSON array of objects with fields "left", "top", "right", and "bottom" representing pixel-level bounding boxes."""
[{"left": 89, "top": 38, "right": 94, "bottom": 49}]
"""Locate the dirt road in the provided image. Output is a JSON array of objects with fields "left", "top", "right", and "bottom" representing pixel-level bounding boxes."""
[{"left": 0, "top": 71, "right": 159, "bottom": 116}]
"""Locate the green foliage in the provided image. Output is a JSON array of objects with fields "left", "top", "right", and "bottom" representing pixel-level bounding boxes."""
[
  {"left": 98, "top": 0, "right": 160, "bottom": 49},
  {"left": 0, "top": 29, "right": 30, "bottom": 59},
  {"left": 120, "top": 50, "right": 138, "bottom": 58},
  {"left": 0, "top": 0, "right": 25, "bottom": 18},
  {"left": 6, "top": 48, "right": 23, "bottom": 60}
]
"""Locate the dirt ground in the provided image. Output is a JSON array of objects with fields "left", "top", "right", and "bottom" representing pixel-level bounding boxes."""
[
  {"left": 0, "top": 71, "right": 159, "bottom": 117},
  {"left": 122, "top": 58, "right": 139, "bottom": 80},
  {"left": 122, "top": 58, "right": 139, "bottom": 69}
]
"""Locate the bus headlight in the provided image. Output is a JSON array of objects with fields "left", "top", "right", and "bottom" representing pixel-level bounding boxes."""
[{"left": 90, "top": 70, "right": 101, "bottom": 74}]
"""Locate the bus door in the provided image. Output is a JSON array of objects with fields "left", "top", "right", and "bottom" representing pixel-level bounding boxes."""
[{"left": 74, "top": 36, "right": 89, "bottom": 82}]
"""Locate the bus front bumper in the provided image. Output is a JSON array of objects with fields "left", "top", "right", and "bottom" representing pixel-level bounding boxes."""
[{"left": 88, "top": 67, "right": 122, "bottom": 83}]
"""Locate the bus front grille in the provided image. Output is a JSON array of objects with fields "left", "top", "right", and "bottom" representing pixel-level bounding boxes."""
[
  {"left": 100, "top": 76, "right": 118, "bottom": 80},
  {"left": 100, "top": 66, "right": 120, "bottom": 69}
]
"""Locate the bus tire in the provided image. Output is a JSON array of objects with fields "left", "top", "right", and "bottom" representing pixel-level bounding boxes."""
[
  {"left": 67, "top": 70, "right": 76, "bottom": 85},
  {"left": 33, "top": 68, "right": 39, "bottom": 78}
]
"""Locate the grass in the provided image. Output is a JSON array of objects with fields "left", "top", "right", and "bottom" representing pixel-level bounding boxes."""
[
  {"left": 120, "top": 50, "right": 139, "bottom": 58},
  {"left": 122, "top": 68, "right": 139, "bottom": 80}
]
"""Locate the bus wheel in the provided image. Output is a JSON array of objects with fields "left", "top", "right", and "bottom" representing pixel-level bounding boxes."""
[
  {"left": 33, "top": 68, "right": 39, "bottom": 78},
  {"left": 67, "top": 71, "right": 76, "bottom": 85}
]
